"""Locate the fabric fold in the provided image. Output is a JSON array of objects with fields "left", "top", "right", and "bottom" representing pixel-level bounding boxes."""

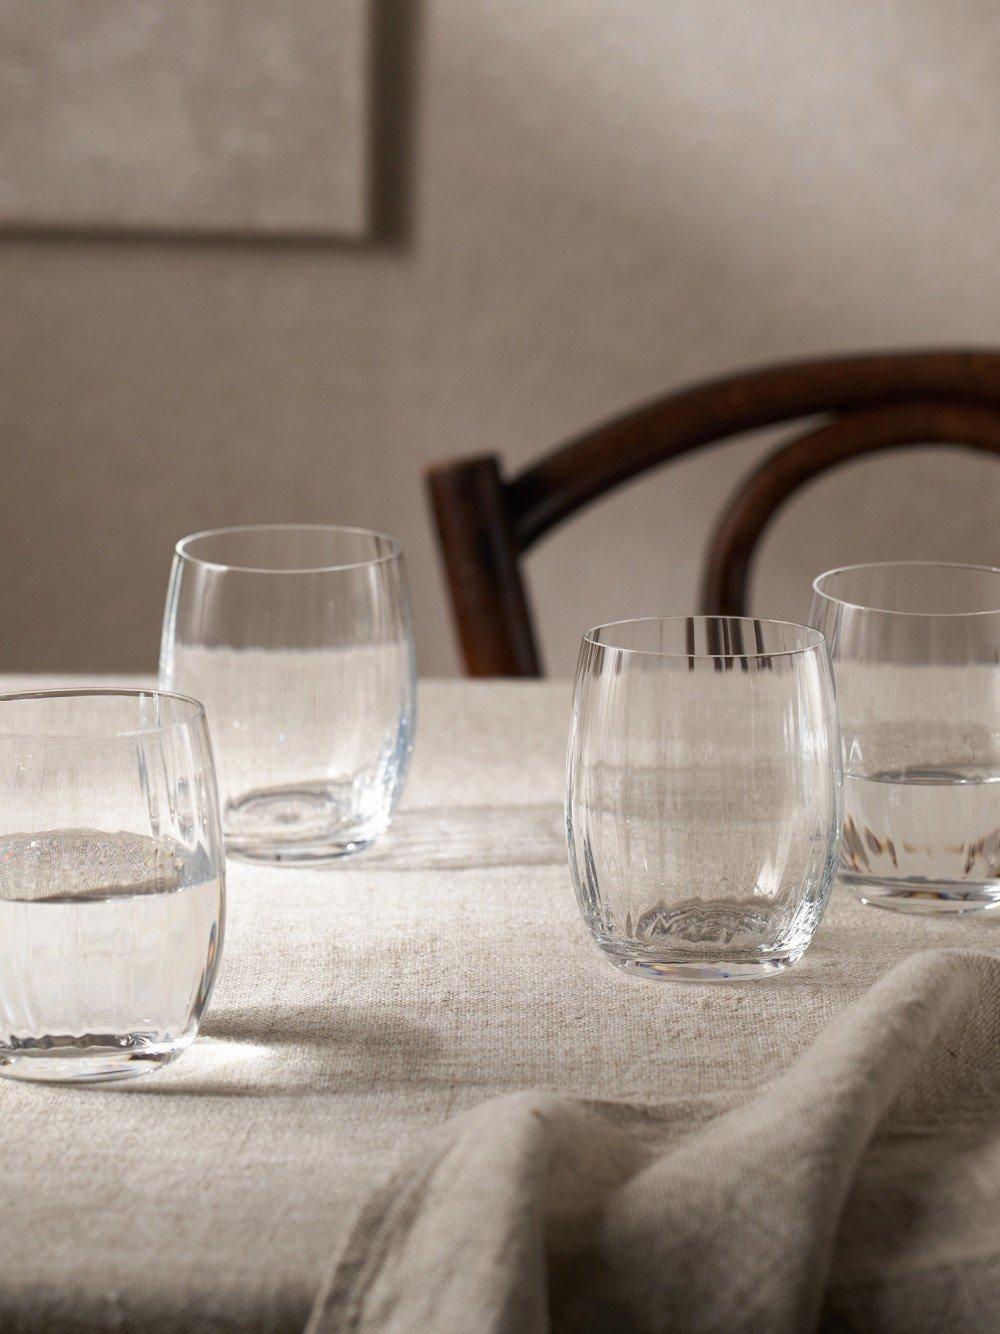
[{"left": 308, "top": 948, "right": 1000, "bottom": 1333}]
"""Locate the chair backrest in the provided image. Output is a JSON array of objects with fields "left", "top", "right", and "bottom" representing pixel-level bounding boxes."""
[{"left": 426, "top": 350, "right": 1000, "bottom": 676}]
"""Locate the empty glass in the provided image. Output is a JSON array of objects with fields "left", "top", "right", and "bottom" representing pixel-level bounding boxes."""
[
  {"left": 0, "top": 689, "right": 225, "bottom": 1082},
  {"left": 160, "top": 525, "right": 415, "bottom": 865},
  {"left": 810, "top": 562, "right": 1000, "bottom": 913},
  {"left": 566, "top": 617, "right": 842, "bottom": 980}
]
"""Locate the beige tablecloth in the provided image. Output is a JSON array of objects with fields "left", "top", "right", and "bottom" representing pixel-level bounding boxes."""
[{"left": 1, "top": 678, "right": 999, "bottom": 1332}]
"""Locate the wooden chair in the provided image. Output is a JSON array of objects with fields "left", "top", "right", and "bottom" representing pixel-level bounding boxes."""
[{"left": 426, "top": 350, "right": 1000, "bottom": 675}]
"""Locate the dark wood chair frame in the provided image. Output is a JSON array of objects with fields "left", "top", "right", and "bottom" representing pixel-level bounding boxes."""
[{"left": 426, "top": 350, "right": 1000, "bottom": 676}]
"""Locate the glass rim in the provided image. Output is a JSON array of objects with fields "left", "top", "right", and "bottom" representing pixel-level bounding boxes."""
[
  {"left": 0, "top": 688, "right": 207, "bottom": 740},
  {"left": 581, "top": 615, "right": 828, "bottom": 661},
  {"left": 811, "top": 560, "right": 1000, "bottom": 618},
  {"left": 174, "top": 523, "right": 403, "bottom": 575}
]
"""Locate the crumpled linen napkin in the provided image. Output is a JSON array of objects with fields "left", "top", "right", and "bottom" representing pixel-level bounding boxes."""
[{"left": 307, "top": 948, "right": 1000, "bottom": 1333}]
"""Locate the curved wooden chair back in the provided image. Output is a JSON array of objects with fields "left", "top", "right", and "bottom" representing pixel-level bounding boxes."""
[{"left": 425, "top": 350, "right": 1000, "bottom": 676}]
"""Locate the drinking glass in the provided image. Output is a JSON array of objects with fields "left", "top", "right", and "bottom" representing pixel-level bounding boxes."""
[
  {"left": 0, "top": 689, "right": 225, "bottom": 1082},
  {"left": 160, "top": 524, "right": 415, "bottom": 865},
  {"left": 566, "top": 617, "right": 842, "bottom": 980},
  {"left": 810, "top": 561, "right": 1000, "bottom": 913}
]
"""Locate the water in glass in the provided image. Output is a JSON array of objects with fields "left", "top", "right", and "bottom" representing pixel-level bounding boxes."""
[
  {"left": 0, "top": 689, "right": 226, "bottom": 1082},
  {"left": 842, "top": 767, "right": 1000, "bottom": 903},
  {"left": 811, "top": 562, "right": 1000, "bottom": 913},
  {"left": 0, "top": 831, "right": 222, "bottom": 1080}
]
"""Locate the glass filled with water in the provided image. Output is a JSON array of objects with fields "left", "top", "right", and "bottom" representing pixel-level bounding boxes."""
[
  {"left": 160, "top": 525, "right": 415, "bottom": 864},
  {"left": 566, "top": 617, "right": 842, "bottom": 981},
  {"left": 810, "top": 562, "right": 1000, "bottom": 913},
  {"left": 0, "top": 689, "right": 225, "bottom": 1082}
]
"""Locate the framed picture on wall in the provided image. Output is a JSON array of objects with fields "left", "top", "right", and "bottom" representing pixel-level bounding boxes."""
[{"left": 0, "top": 0, "right": 372, "bottom": 239}]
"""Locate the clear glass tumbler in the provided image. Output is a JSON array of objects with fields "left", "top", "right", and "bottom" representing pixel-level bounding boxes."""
[
  {"left": 160, "top": 524, "right": 416, "bottom": 865},
  {"left": 0, "top": 689, "right": 225, "bottom": 1082},
  {"left": 810, "top": 561, "right": 1000, "bottom": 913},
  {"left": 566, "top": 617, "right": 842, "bottom": 980}
]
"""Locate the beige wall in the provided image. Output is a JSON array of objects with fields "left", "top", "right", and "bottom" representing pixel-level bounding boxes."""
[{"left": 2, "top": 0, "right": 999, "bottom": 676}]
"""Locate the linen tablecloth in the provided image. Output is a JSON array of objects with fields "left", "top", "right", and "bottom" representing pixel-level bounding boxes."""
[{"left": 1, "top": 677, "right": 998, "bottom": 1331}]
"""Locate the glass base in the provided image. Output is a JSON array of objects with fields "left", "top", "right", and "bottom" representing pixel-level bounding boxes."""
[
  {"left": 598, "top": 943, "right": 800, "bottom": 982},
  {"left": 845, "top": 875, "right": 1000, "bottom": 915},
  {"left": 227, "top": 836, "right": 377, "bottom": 867},
  {"left": 0, "top": 1033, "right": 192, "bottom": 1084},
  {"left": 224, "top": 782, "right": 386, "bottom": 866}
]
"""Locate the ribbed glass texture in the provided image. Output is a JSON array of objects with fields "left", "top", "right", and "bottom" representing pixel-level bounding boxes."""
[{"left": 566, "top": 617, "right": 842, "bottom": 980}]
